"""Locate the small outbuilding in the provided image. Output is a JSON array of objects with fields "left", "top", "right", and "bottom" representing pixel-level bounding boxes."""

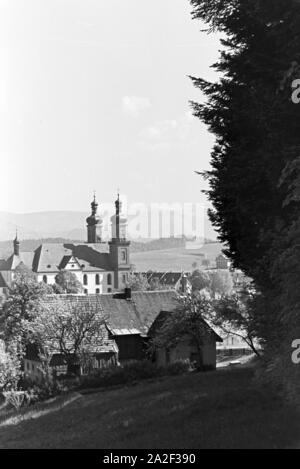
[{"left": 148, "top": 310, "right": 223, "bottom": 370}]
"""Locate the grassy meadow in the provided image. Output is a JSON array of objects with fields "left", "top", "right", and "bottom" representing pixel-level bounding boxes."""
[{"left": 0, "top": 365, "right": 299, "bottom": 449}]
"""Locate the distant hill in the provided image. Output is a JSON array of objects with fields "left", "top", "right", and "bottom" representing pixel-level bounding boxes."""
[
  {"left": 0, "top": 210, "right": 218, "bottom": 243},
  {"left": 0, "top": 211, "right": 87, "bottom": 241},
  {"left": 0, "top": 236, "right": 192, "bottom": 258},
  {"left": 0, "top": 234, "right": 224, "bottom": 272}
]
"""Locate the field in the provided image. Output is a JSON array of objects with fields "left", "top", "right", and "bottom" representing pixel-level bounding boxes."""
[
  {"left": 131, "top": 243, "right": 223, "bottom": 272},
  {"left": 0, "top": 365, "right": 299, "bottom": 449}
]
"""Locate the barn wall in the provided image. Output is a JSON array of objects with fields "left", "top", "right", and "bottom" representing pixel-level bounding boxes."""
[
  {"left": 114, "top": 335, "right": 144, "bottom": 362},
  {"left": 202, "top": 343, "right": 216, "bottom": 368},
  {"left": 154, "top": 335, "right": 217, "bottom": 369},
  {"left": 156, "top": 349, "right": 168, "bottom": 367}
]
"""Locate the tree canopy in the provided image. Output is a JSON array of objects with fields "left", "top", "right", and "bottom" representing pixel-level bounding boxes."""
[
  {"left": 53, "top": 270, "right": 83, "bottom": 294},
  {"left": 31, "top": 298, "right": 107, "bottom": 375},
  {"left": 190, "top": 0, "right": 300, "bottom": 400},
  {"left": 190, "top": 0, "right": 300, "bottom": 286}
]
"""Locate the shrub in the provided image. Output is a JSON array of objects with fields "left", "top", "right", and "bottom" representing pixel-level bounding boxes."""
[
  {"left": 79, "top": 359, "right": 190, "bottom": 390},
  {"left": 122, "top": 360, "right": 159, "bottom": 381},
  {"left": 3, "top": 390, "right": 28, "bottom": 410},
  {"left": 79, "top": 360, "right": 158, "bottom": 389},
  {"left": 163, "top": 359, "right": 191, "bottom": 376},
  {"left": 19, "top": 378, "right": 69, "bottom": 404},
  {"left": 0, "top": 343, "right": 22, "bottom": 391}
]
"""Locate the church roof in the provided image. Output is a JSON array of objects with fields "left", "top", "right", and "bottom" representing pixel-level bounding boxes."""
[
  {"left": 59, "top": 255, "right": 75, "bottom": 270},
  {"left": 0, "top": 259, "right": 8, "bottom": 270},
  {"left": 4, "top": 252, "right": 35, "bottom": 271},
  {"left": 9, "top": 243, "right": 113, "bottom": 273},
  {"left": 68, "top": 244, "right": 110, "bottom": 271},
  {"left": 0, "top": 273, "right": 8, "bottom": 288}
]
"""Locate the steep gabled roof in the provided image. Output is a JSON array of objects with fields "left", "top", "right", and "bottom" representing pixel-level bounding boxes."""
[
  {"left": 1, "top": 242, "right": 113, "bottom": 275},
  {"left": 160, "top": 272, "right": 182, "bottom": 285},
  {"left": 131, "top": 290, "right": 179, "bottom": 335},
  {"left": 39, "top": 291, "right": 221, "bottom": 344},
  {"left": 58, "top": 255, "right": 82, "bottom": 270},
  {"left": 97, "top": 294, "right": 141, "bottom": 335},
  {"left": 4, "top": 252, "right": 35, "bottom": 271},
  {"left": 39, "top": 295, "right": 118, "bottom": 355},
  {"left": 148, "top": 310, "right": 223, "bottom": 343},
  {"left": 0, "top": 273, "right": 8, "bottom": 288},
  {"left": 40, "top": 291, "right": 179, "bottom": 338},
  {"left": 59, "top": 255, "right": 74, "bottom": 270},
  {"left": 32, "top": 243, "right": 111, "bottom": 273},
  {"left": 141, "top": 271, "right": 183, "bottom": 287},
  {"left": 67, "top": 244, "right": 110, "bottom": 271},
  {"left": 0, "top": 259, "right": 8, "bottom": 270},
  {"left": 32, "top": 244, "right": 70, "bottom": 272}
]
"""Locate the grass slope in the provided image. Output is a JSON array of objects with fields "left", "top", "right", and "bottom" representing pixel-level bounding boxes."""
[
  {"left": 0, "top": 366, "right": 299, "bottom": 449},
  {"left": 131, "top": 244, "right": 223, "bottom": 272}
]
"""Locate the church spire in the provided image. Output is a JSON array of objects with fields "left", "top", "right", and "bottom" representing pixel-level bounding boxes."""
[
  {"left": 109, "top": 192, "right": 130, "bottom": 291},
  {"left": 111, "top": 192, "right": 128, "bottom": 241},
  {"left": 13, "top": 229, "right": 20, "bottom": 256},
  {"left": 86, "top": 193, "right": 102, "bottom": 243},
  {"left": 115, "top": 192, "right": 120, "bottom": 240}
]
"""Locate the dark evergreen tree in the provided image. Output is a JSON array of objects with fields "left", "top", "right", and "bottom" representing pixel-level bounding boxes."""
[
  {"left": 190, "top": 0, "right": 300, "bottom": 400},
  {"left": 190, "top": 0, "right": 300, "bottom": 286}
]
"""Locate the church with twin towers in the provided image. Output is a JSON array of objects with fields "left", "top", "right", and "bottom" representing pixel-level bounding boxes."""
[{"left": 0, "top": 194, "right": 131, "bottom": 294}]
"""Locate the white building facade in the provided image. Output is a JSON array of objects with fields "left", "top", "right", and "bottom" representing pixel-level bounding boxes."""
[{"left": 0, "top": 194, "right": 131, "bottom": 295}]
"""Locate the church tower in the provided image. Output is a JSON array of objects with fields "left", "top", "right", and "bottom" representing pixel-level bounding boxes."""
[
  {"left": 13, "top": 231, "right": 20, "bottom": 256},
  {"left": 86, "top": 194, "right": 103, "bottom": 243},
  {"left": 109, "top": 194, "right": 131, "bottom": 290}
]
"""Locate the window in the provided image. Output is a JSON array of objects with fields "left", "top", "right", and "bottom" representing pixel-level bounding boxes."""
[
  {"left": 107, "top": 273, "right": 112, "bottom": 285},
  {"left": 84, "top": 289, "right": 88, "bottom": 294},
  {"left": 96, "top": 288, "right": 100, "bottom": 294},
  {"left": 42, "top": 275, "right": 47, "bottom": 284},
  {"left": 122, "top": 274, "right": 126, "bottom": 284},
  {"left": 121, "top": 250, "right": 127, "bottom": 262},
  {"left": 107, "top": 288, "right": 112, "bottom": 293},
  {"left": 95, "top": 274, "right": 100, "bottom": 285},
  {"left": 83, "top": 274, "right": 88, "bottom": 285}
]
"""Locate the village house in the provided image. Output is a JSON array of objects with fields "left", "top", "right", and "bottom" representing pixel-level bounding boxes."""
[
  {"left": 216, "top": 254, "right": 230, "bottom": 270},
  {"left": 148, "top": 310, "right": 222, "bottom": 369},
  {"left": 0, "top": 194, "right": 131, "bottom": 295},
  {"left": 24, "top": 289, "right": 222, "bottom": 382},
  {"left": 135, "top": 271, "right": 192, "bottom": 293}
]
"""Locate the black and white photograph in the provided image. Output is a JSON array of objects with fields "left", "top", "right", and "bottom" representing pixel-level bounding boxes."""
[{"left": 0, "top": 0, "right": 300, "bottom": 453}]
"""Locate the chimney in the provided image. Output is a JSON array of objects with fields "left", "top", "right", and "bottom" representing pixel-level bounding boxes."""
[{"left": 124, "top": 287, "right": 132, "bottom": 300}]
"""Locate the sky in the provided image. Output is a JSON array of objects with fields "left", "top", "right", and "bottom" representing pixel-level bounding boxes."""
[{"left": 0, "top": 0, "right": 221, "bottom": 214}]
